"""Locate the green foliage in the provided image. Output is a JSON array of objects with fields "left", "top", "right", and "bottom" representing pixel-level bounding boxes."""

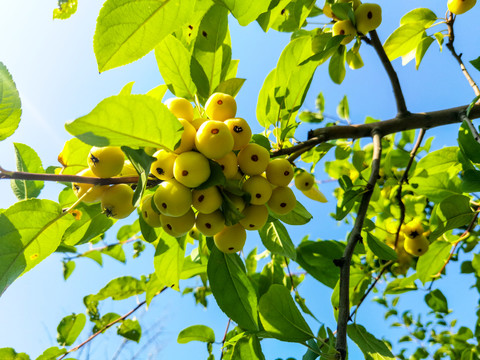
[
  {"left": 0, "top": 62, "right": 22, "bottom": 141},
  {"left": 57, "top": 313, "right": 87, "bottom": 346},
  {"left": 347, "top": 324, "right": 395, "bottom": 360},
  {"left": 259, "top": 219, "right": 296, "bottom": 260},
  {"left": 177, "top": 324, "right": 215, "bottom": 344},
  {"left": 53, "top": 0, "right": 78, "bottom": 20},
  {"left": 11, "top": 143, "right": 44, "bottom": 200}
]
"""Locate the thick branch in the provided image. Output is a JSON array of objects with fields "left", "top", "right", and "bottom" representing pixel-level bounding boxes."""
[
  {"left": 369, "top": 30, "right": 409, "bottom": 116},
  {"left": 336, "top": 132, "right": 382, "bottom": 359},
  {"left": 0, "top": 170, "right": 140, "bottom": 185},
  {"left": 446, "top": 12, "right": 480, "bottom": 97},
  {"left": 273, "top": 104, "right": 480, "bottom": 157}
]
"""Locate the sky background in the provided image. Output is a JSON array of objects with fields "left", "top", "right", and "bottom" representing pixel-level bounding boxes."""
[{"left": 0, "top": 0, "right": 479, "bottom": 359}]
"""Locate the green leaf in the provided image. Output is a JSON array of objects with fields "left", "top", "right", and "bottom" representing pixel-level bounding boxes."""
[
  {"left": 155, "top": 35, "right": 197, "bottom": 100},
  {"left": 295, "top": 240, "right": 344, "bottom": 288},
  {"left": 192, "top": 4, "right": 230, "bottom": 98},
  {"left": 409, "top": 171, "right": 462, "bottom": 203},
  {"left": 146, "top": 84, "right": 168, "bottom": 101},
  {"left": 414, "top": 147, "right": 460, "bottom": 175},
  {"left": 0, "top": 199, "right": 74, "bottom": 295},
  {"left": 53, "top": 0, "right": 78, "bottom": 20},
  {"left": 400, "top": 8, "right": 437, "bottom": 27},
  {"left": 57, "top": 138, "right": 91, "bottom": 175},
  {"left": 383, "top": 23, "right": 426, "bottom": 61},
  {"left": 195, "top": 160, "right": 226, "bottom": 190},
  {"left": 470, "top": 56, "right": 480, "bottom": 72},
  {"left": 121, "top": 146, "right": 155, "bottom": 207},
  {"left": 0, "top": 62, "right": 22, "bottom": 141},
  {"left": 117, "top": 319, "right": 142, "bottom": 343},
  {"left": 101, "top": 244, "right": 126, "bottom": 263},
  {"left": 425, "top": 289, "right": 448, "bottom": 314},
  {"left": 62, "top": 201, "right": 114, "bottom": 246},
  {"left": 36, "top": 346, "right": 67, "bottom": 360},
  {"left": 429, "top": 194, "right": 474, "bottom": 240},
  {"left": 458, "top": 120, "right": 480, "bottom": 163},
  {"left": 336, "top": 95, "right": 349, "bottom": 120},
  {"left": 256, "top": 0, "right": 292, "bottom": 32},
  {"left": 177, "top": 324, "right": 215, "bottom": 344},
  {"left": 365, "top": 233, "right": 397, "bottom": 261},
  {"left": 259, "top": 219, "right": 296, "bottom": 260},
  {"left": 346, "top": 47, "right": 364, "bottom": 70},
  {"left": 0, "top": 348, "right": 30, "bottom": 360},
  {"left": 119, "top": 81, "right": 135, "bottom": 95},
  {"left": 415, "top": 36, "right": 434, "bottom": 70},
  {"left": 268, "top": 0, "right": 316, "bottom": 32},
  {"left": 232, "top": 334, "right": 266, "bottom": 360},
  {"left": 63, "top": 260, "right": 75, "bottom": 280},
  {"left": 65, "top": 94, "right": 182, "bottom": 150},
  {"left": 92, "top": 312, "right": 120, "bottom": 332},
  {"left": 154, "top": 234, "right": 186, "bottom": 291},
  {"left": 258, "top": 284, "right": 314, "bottom": 342},
  {"left": 331, "top": 2, "right": 355, "bottom": 22},
  {"left": 336, "top": 188, "right": 364, "bottom": 221},
  {"left": 214, "top": 78, "right": 246, "bottom": 98},
  {"left": 384, "top": 274, "right": 418, "bottom": 295},
  {"left": 416, "top": 240, "right": 452, "bottom": 285},
  {"left": 219, "top": 0, "right": 270, "bottom": 26},
  {"left": 11, "top": 143, "right": 45, "bottom": 200},
  {"left": 256, "top": 69, "right": 278, "bottom": 128},
  {"left": 294, "top": 291, "right": 318, "bottom": 321},
  {"left": 274, "top": 201, "right": 312, "bottom": 225},
  {"left": 207, "top": 247, "right": 258, "bottom": 331},
  {"left": 94, "top": 276, "right": 146, "bottom": 301},
  {"left": 464, "top": 169, "right": 480, "bottom": 192},
  {"left": 94, "top": 0, "right": 195, "bottom": 72},
  {"left": 347, "top": 324, "right": 395, "bottom": 360},
  {"left": 56, "top": 313, "right": 86, "bottom": 346},
  {"left": 328, "top": 45, "right": 346, "bottom": 84}
]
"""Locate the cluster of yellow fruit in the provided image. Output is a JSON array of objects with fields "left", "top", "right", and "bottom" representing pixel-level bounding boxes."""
[
  {"left": 385, "top": 219, "right": 430, "bottom": 274},
  {"left": 71, "top": 92, "right": 308, "bottom": 254},
  {"left": 323, "top": 0, "right": 382, "bottom": 44},
  {"left": 448, "top": 0, "right": 476, "bottom": 15}
]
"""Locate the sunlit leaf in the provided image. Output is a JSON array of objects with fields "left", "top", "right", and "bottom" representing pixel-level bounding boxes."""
[
  {"left": 10, "top": 143, "right": 44, "bottom": 200},
  {"left": 0, "top": 62, "right": 22, "bottom": 141},
  {"left": 57, "top": 313, "right": 86, "bottom": 346},
  {"left": 177, "top": 324, "right": 215, "bottom": 344}
]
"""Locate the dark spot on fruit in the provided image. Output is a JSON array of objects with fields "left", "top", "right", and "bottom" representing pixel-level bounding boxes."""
[
  {"left": 305, "top": 182, "right": 309, "bottom": 187},
  {"left": 188, "top": 25, "right": 193, "bottom": 30},
  {"left": 198, "top": 195, "right": 205, "bottom": 202},
  {"left": 217, "top": 99, "right": 223, "bottom": 105},
  {"left": 144, "top": 211, "right": 148, "bottom": 218},
  {"left": 162, "top": 203, "right": 167, "bottom": 209},
  {"left": 340, "top": 30, "right": 345, "bottom": 35},
  {"left": 182, "top": 170, "right": 189, "bottom": 176},
  {"left": 280, "top": 202, "right": 287, "bottom": 208},
  {"left": 74, "top": 185, "right": 80, "bottom": 191},
  {"left": 255, "top": 193, "right": 261, "bottom": 198},
  {"left": 251, "top": 155, "right": 258, "bottom": 162},
  {"left": 220, "top": 165, "right": 225, "bottom": 170},
  {"left": 156, "top": 167, "right": 164, "bottom": 175},
  {"left": 410, "top": 231, "right": 419, "bottom": 238},
  {"left": 206, "top": 223, "right": 212, "bottom": 229},
  {"left": 233, "top": 126, "right": 243, "bottom": 133},
  {"left": 167, "top": 224, "right": 172, "bottom": 230},
  {"left": 367, "top": 11, "right": 373, "bottom": 19},
  {"left": 284, "top": 171, "right": 290, "bottom": 176},
  {"left": 202, "top": 30, "right": 207, "bottom": 37},
  {"left": 281, "top": 8, "right": 286, "bottom": 15},
  {"left": 249, "top": 224, "right": 255, "bottom": 228},
  {"left": 90, "top": 154, "right": 99, "bottom": 165},
  {"left": 211, "top": 128, "right": 219, "bottom": 134},
  {"left": 228, "top": 247, "right": 234, "bottom": 250}
]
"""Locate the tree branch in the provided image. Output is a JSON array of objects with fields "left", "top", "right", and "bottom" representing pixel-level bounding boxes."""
[
  {"left": 57, "top": 287, "right": 167, "bottom": 360},
  {"left": 446, "top": 12, "right": 480, "bottom": 97},
  {"left": 335, "top": 132, "right": 382, "bottom": 359},
  {"left": 369, "top": 30, "right": 409, "bottom": 116},
  {"left": 0, "top": 170, "right": 140, "bottom": 185},
  {"left": 64, "top": 236, "right": 139, "bottom": 261},
  {"left": 272, "top": 104, "right": 480, "bottom": 158}
]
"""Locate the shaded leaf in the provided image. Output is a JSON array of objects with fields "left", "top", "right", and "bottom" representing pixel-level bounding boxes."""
[
  {"left": 117, "top": 319, "right": 142, "bottom": 343},
  {"left": 57, "top": 313, "right": 86, "bottom": 346},
  {"left": 347, "top": 324, "right": 395, "bottom": 360}
]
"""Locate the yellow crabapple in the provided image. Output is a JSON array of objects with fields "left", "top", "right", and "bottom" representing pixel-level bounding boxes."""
[
  {"left": 268, "top": 186, "right": 296, "bottom": 215},
  {"left": 101, "top": 184, "right": 136, "bottom": 219},
  {"left": 265, "top": 158, "right": 294, "bottom": 187},
  {"left": 224, "top": 118, "right": 252, "bottom": 150},
  {"left": 196, "top": 210, "right": 226, "bottom": 236},
  {"left": 88, "top": 146, "right": 125, "bottom": 178},
  {"left": 150, "top": 150, "right": 177, "bottom": 181},
  {"left": 239, "top": 205, "right": 269, "bottom": 230},
  {"left": 237, "top": 143, "right": 270, "bottom": 176},
  {"left": 153, "top": 179, "right": 192, "bottom": 217},
  {"left": 165, "top": 97, "right": 194, "bottom": 122},
  {"left": 140, "top": 194, "right": 162, "bottom": 227},
  {"left": 192, "top": 186, "right": 223, "bottom": 214},
  {"left": 173, "top": 151, "right": 211, "bottom": 188},
  {"left": 242, "top": 175, "right": 273, "bottom": 205},
  {"left": 195, "top": 120, "right": 234, "bottom": 159},
  {"left": 214, "top": 224, "right": 246, "bottom": 253},
  {"left": 161, "top": 208, "right": 195, "bottom": 237},
  {"left": 72, "top": 168, "right": 107, "bottom": 203},
  {"left": 205, "top": 92, "right": 237, "bottom": 121}
]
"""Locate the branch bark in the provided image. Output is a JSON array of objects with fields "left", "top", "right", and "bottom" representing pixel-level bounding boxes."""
[
  {"left": 335, "top": 132, "right": 382, "bottom": 359},
  {"left": 369, "top": 30, "right": 409, "bottom": 117},
  {"left": 273, "top": 104, "right": 480, "bottom": 157}
]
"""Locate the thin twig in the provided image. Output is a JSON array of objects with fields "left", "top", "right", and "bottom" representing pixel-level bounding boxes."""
[
  {"left": 285, "top": 256, "right": 297, "bottom": 292},
  {"left": 335, "top": 132, "right": 382, "bottom": 360},
  {"left": 219, "top": 318, "right": 232, "bottom": 360},
  {"left": 368, "top": 30, "right": 409, "bottom": 117},
  {"left": 272, "top": 104, "right": 480, "bottom": 157},
  {"left": 394, "top": 129, "right": 427, "bottom": 248},
  {"left": 64, "top": 236, "right": 139, "bottom": 261},
  {"left": 446, "top": 12, "right": 480, "bottom": 96},
  {"left": 57, "top": 287, "right": 167, "bottom": 360}
]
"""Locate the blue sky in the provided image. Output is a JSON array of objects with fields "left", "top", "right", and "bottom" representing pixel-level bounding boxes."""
[{"left": 0, "top": 0, "right": 479, "bottom": 359}]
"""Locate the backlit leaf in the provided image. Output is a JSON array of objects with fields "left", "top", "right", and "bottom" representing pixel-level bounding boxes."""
[
  {"left": 11, "top": 143, "right": 44, "bottom": 200},
  {"left": 0, "top": 62, "right": 22, "bottom": 141}
]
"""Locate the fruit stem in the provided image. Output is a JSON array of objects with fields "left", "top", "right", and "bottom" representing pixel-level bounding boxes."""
[{"left": 335, "top": 132, "right": 382, "bottom": 359}]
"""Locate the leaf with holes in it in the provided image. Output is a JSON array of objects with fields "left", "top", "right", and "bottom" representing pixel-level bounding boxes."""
[
  {"left": 94, "top": 0, "right": 195, "bottom": 72},
  {"left": 11, "top": 143, "right": 45, "bottom": 200},
  {"left": 0, "top": 199, "right": 74, "bottom": 296}
]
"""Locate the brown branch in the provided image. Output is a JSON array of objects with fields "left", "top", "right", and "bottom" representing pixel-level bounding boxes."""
[
  {"left": 394, "top": 129, "right": 427, "bottom": 248},
  {"left": 335, "top": 132, "right": 382, "bottom": 359},
  {"left": 446, "top": 12, "right": 480, "bottom": 97},
  {"left": 0, "top": 170, "right": 140, "bottom": 185},
  {"left": 272, "top": 104, "right": 480, "bottom": 158},
  {"left": 369, "top": 30, "right": 409, "bottom": 117},
  {"left": 57, "top": 287, "right": 167, "bottom": 360}
]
